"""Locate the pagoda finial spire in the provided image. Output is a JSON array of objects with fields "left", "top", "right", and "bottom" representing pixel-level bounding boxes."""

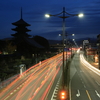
[{"left": 21, "top": 7, "right": 22, "bottom": 19}]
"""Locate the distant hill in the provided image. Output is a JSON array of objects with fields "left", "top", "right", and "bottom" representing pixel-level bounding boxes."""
[
  {"left": 1, "top": 37, "right": 97, "bottom": 47},
  {"left": 48, "top": 37, "right": 97, "bottom": 46},
  {"left": 48, "top": 40, "right": 62, "bottom": 44}
]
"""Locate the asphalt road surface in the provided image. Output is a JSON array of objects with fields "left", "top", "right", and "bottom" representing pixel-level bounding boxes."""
[
  {"left": 70, "top": 50, "right": 100, "bottom": 100},
  {"left": 0, "top": 53, "right": 64, "bottom": 100}
]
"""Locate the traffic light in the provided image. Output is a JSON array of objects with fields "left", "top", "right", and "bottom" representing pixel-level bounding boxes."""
[{"left": 60, "top": 90, "right": 67, "bottom": 100}]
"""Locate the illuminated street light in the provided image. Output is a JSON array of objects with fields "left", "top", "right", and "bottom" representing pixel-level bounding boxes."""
[
  {"left": 59, "top": 33, "right": 74, "bottom": 63},
  {"left": 45, "top": 12, "right": 84, "bottom": 18},
  {"left": 78, "top": 13, "right": 84, "bottom": 17},
  {"left": 72, "top": 34, "right": 75, "bottom": 36},
  {"left": 73, "top": 39, "right": 78, "bottom": 48},
  {"left": 59, "top": 33, "right": 74, "bottom": 37},
  {"left": 45, "top": 14, "right": 50, "bottom": 18},
  {"left": 45, "top": 7, "right": 84, "bottom": 89},
  {"left": 59, "top": 33, "right": 62, "bottom": 36}
]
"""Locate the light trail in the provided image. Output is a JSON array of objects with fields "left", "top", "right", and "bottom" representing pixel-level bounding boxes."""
[
  {"left": 40, "top": 63, "right": 62, "bottom": 100},
  {"left": 29, "top": 58, "right": 62, "bottom": 100},
  {"left": 0, "top": 53, "right": 65, "bottom": 100},
  {"left": 15, "top": 69, "right": 48, "bottom": 100},
  {"left": 80, "top": 54, "right": 100, "bottom": 76},
  {"left": 15, "top": 60, "right": 54, "bottom": 100}
]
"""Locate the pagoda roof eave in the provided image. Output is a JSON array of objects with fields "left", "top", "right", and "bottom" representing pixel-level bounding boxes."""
[
  {"left": 11, "top": 28, "right": 31, "bottom": 32},
  {"left": 12, "top": 18, "right": 30, "bottom": 26}
]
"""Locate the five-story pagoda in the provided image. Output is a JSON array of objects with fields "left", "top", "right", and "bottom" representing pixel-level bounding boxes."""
[{"left": 11, "top": 8, "right": 31, "bottom": 38}]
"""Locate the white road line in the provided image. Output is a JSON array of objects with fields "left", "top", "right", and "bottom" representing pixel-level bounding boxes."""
[
  {"left": 76, "top": 89, "right": 80, "bottom": 97},
  {"left": 84, "top": 85, "right": 86, "bottom": 88},
  {"left": 80, "top": 79, "right": 86, "bottom": 88},
  {"left": 56, "top": 84, "right": 59, "bottom": 87},
  {"left": 55, "top": 87, "right": 59, "bottom": 89},
  {"left": 51, "top": 88, "right": 58, "bottom": 100},
  {"left": 82, "top": 81, "right": 86, "bottom": 88},
  {"left": 95, "top": 90, "right": 100, "bottom": 98},
  {"left": 51, "top": 75, "right": 61, "bottom": 100},
  {"left": 53, "top": 95, "right": 57, "bottom": 97},
  {"left": 95, "top": 81, "right": 100, "bottom": 86}
]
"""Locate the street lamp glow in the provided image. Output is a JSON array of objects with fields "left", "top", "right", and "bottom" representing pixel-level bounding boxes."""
[
  {"left": 59, "top": 34, "right": 61, "bottom": 36},
  {"left": 45, "top": 14, "right": 50, "bottom": 18},
  {"left": 45, "top": 7, "right": 84, "bottom": 89},
  {"left": 72, "top": 34, "right": 75, "bottom": 36},
  {"left": 78, "top": 13, "right": 84, "bottom": 17}
]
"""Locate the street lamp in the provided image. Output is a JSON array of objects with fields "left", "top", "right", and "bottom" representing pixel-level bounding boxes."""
[
  {"left": 64, "top": 33, "right": 75, "bottom": 63},
  {"left": 78, "top": 13, "right": 84, "bottom": 17},
  {"left": 72, "top": 34, "right": 75, "bottom": 36},
  {"left": 68, "top": 41, "right": 73, "bottom": 59},
  {"left": 73, "top": 39, "right": 78, "bottom": 48},
  {"left": 45, "top": 14, "right": 50, "bottom": 18},
  {"left": 45, "top": 7, "right": 84, "bottom": 89}
]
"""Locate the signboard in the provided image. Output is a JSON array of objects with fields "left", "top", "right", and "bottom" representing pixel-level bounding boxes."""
[
  {"left": 87, "top": 50, "right": 96, "bottom": 55},
  {"left": 83, "top": 40, "right": 89, "bottom": 45}
]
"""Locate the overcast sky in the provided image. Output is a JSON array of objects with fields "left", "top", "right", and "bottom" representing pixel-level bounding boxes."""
[{"left": 0, "top": 0, "right": 100, "bottom": 40}]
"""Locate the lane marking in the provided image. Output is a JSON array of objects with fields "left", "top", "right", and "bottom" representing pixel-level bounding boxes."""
[
  {"left": 86, "top": 90, "right": 92, "bottom": 100},
  {"left": 95, "top": 81, "right": 100, "bottom": 86},
  {"left": 81, "top": 79, "right": 86, "bottom": 88},
  {"left": 84, "top": 84, "right": 86, "bottom": 88},
  {"left": 95, "top": 90, "right": 100, "bottom": 98},
  {"left": 51, "top": 75, "right": 61, "bottom": 100},
  {"left": 76, "top": 90, "right": 80, "bottom": 97}
]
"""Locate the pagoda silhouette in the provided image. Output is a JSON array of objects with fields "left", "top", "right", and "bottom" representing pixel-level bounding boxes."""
[
  {"left": 11, "top": 8, "right": 44, "bottom": 56},
  {"left": 11, "top": 8, "right": 31, "bottom": 38}
]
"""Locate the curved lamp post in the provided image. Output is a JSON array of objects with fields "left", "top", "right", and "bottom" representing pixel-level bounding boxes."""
[{"left": 45, "top": 7, "right": 84, "bottom": 89}]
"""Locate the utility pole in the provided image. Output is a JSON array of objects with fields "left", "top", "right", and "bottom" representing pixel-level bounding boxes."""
[
  {"left": 98, "top": 43, "right": 100, "bottom": 70},
  {"left": 97, "top": 34, "right": 100, "bottom": 70},
  {"left": 45, "top": 7, "right": 84, "bottom": 88}
]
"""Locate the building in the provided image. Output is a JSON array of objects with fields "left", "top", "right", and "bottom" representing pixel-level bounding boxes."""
[{"left": 11, "top": 8, "right": 44, "bottom": 57}]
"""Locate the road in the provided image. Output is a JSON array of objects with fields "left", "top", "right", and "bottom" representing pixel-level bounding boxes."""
[
  {"left": 70, "top": 50, "right": 100, "bottom": 100},
  {"left": 2, "top": 49, "right": 99, "bottom": 100},
  {"left": 0, "top": 53, "right": 65, "bottom": 100}
]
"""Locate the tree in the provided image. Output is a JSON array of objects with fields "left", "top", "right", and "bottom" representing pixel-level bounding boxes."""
[{"left": 4, "top": 40, "right": 16, "bottom": 54}]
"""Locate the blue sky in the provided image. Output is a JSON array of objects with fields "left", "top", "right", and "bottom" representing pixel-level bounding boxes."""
[{"left": 0, "top": 0, "right": 100, "bottom": 40}]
